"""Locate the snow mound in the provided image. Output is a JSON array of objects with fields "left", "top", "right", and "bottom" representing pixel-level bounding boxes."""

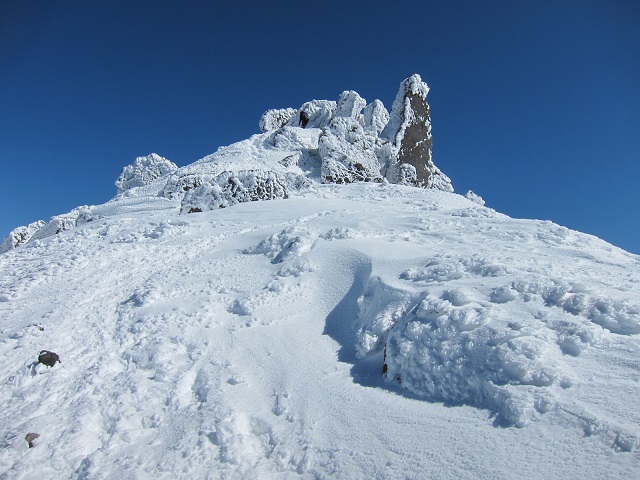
[
  {"left": 465, "top": 190, "right": 485, "bottom": 205},
  {"left": 244, "top": 226, "right": 318, "bottom": 264}
]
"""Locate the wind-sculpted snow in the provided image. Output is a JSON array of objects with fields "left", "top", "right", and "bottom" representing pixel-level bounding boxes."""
[{"left": 357, "top": 247, "right": 640, "bottom": 429}]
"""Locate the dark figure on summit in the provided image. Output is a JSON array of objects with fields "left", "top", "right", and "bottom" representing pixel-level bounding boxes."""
[{"left": 299, "top": 111, "right": 310, "bottom": 128}]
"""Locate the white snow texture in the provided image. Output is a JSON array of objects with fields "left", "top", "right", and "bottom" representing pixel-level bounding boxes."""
[{"left": 1, "top": 75, "right": 639, "bottom": 479}]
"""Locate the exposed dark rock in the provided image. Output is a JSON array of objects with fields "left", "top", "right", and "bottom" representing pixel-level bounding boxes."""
[
  {"left": 299, "top": 111, "right": 310, "bottom": 128},
  {"left": 38, "top": 350, "right": 60, "bottom": 367},
  {"left": 381, "top": 74, "right": 453, "bottom": 191},
  {"left": 25, "top": 433, "right": 40, "bottom": 448}
]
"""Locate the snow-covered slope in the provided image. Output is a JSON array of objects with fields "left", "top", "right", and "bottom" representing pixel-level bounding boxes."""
[
  {"left": 1, "top": 74, "right": 639, "bottom": 478},
  {"left": 1, "top": 183, "right": 639, "bottom": 479}
]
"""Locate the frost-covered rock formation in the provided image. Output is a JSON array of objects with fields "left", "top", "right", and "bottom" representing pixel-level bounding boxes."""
[
  {"left": 115, "top": 153, "right": 178, "bottom": 195},
  {"left": 161, "top": 73, "right": 451, "bottom": 213},
  {"left": 259, "top": 108, "right": 297, "bottom": 133},
  {"left": 0, "top": 221, "right": 46, "bottom": 254}
]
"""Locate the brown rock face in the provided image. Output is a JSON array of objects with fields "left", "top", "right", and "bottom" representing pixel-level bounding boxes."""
[
  {"left": 381, "top": 74, "right": 452, "bottom": 191},
  {"left": 396, "top": 91, "right": 433, "bottom": 186}
]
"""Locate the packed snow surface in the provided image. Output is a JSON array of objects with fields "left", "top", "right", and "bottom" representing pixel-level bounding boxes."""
[{"left": 1, "top": 183, "right": 639, "bottom": 479}]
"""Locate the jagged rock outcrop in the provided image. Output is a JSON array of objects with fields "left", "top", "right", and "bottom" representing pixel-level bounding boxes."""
[
  {"left": 0, "top": 220, "right": 46, "bottom": 253},
  {"left": 28, "top": 214, "right": 78, "bottom": 242},
  {"left": 1, "top": 209, "right": 94, "bottom": 253},
  {"left": 381, "top": 74, "right": 452, "bottom": 191},
  {"left": 115, "top": 153, "right": 178, "bottom": 195},
  {"left": 317, "top": 91, "right": 382, "bottom": 184}
]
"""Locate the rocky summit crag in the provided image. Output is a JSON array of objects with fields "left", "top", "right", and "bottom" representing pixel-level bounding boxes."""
[{"left": 1, "top": 74, "right": 452, "bottom": 252}]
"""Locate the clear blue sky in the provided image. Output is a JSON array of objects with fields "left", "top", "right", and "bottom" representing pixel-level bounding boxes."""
[{"left": 2, "top": 1, "right": 639, "bottom": 253}]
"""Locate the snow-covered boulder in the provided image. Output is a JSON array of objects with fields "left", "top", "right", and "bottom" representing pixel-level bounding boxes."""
[
  {"left": 179, "top": 170, "right": 302, "bottom": 214},
  {"left": 259, "top": 108, "right": 297, "bottom": 133},
  {"left": 0, "top": 220, "right": 46, "bottom": 253},
  {"left": 381, "top": 74, "right": 453, "bottom": 191},
  {"left": 115, "top": 153, "right": 178, "bottom": 194},
  {"left": 465, "top": 190, "right": 485, "bottom": 205}
]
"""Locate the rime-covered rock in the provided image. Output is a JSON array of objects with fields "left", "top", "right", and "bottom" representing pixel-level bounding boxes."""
[
  {"left": 0, "top": 220, "right": 46, "bottom": 253},
  {"left": 179, "top": 170, "right": 308, "bottom": 214},
  {"left": 381, "top": 74, "right": 453, "bottom": 191},
  {"left": 319, "top": 117, "right": 382, "bottom": 184},
  {"left": 259, "top": 108, "right": 297, "bottom": 132},
  {"left": 335, "top": 90, "right": 367, "bottom": 119},
  {"left": 363, "top": 100, "right": 390, "bottom": 135},
  {"left": 115, "top": 153, "right": 178, "bottom": 194},
  {"left": 286, "top": 100, "right": 336, "bottom": 130},
  {"left": 28, "top": 212, "right": 79, "bottom": 243}
]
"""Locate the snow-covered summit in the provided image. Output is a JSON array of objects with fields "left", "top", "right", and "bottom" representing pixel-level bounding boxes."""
[
  {"left": 2, "top": 75, "right": 453, "bottom": 249},
  {"left": 160, "top": 74, "right": 452, "bottom": 215}
]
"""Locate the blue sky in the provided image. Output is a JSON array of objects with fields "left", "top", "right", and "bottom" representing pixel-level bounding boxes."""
[{"left": 2, "top": 1, "right": 639, "bottom": 253}]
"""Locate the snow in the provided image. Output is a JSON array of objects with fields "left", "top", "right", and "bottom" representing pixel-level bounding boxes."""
[{"left": 1, "top": 182, "right": 639, "bottom": 478}]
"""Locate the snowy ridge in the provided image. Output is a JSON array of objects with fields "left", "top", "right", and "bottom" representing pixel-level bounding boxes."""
[{"left": 1, "top": 183, "right": 639, "bottom": 478}]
